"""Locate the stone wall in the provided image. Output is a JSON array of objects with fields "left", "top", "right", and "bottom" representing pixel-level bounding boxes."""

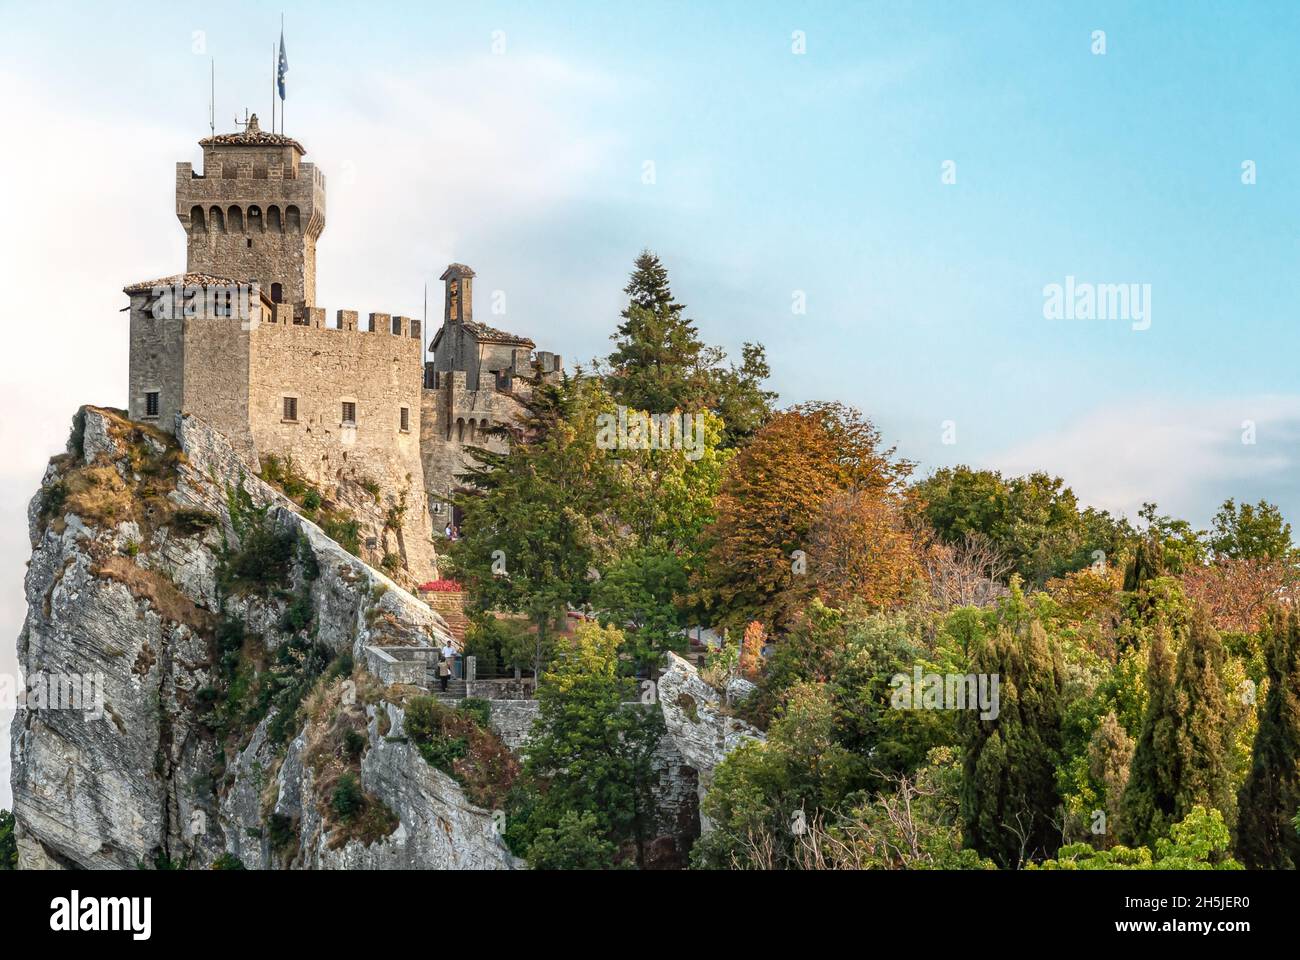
[{"left": 248, "top": 309, "right": 437, "bottom": 583}]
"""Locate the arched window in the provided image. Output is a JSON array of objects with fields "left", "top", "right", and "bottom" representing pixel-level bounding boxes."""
[
  {"left": 189, "top": 206, "right": 206, "bottom": 233},
  {"left": 285, "top": 205, "right": 301, "bottom": 232},
  {"left": 209, "top": 206, "right": 225, "bottom": 233},
  {"left": 271, "top": 282, "right": 283, "bottom": 303},
  {"left": 267, "top": 205, "right": 282, "bottom": 232},
  {"left": 456, "top": 418, "right": 465, "bottom": 442},
  {"left": 248, "top": 205, "right": 263, "bottom": 231},
  {"left": 227, "top": 205, "right": 243, "bottom": 232}
]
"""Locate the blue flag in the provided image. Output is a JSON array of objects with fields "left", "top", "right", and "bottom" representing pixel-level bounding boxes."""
[{"left": 277, "top": 30, "right": 288, "bottom": 100}]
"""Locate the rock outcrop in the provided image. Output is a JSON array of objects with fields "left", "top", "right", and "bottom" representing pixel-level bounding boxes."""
[
  {"left": 9, "top": 406, "right": 512, "bottom": 870},
  {"left": 656, "top": 652, "right": 765, "bottom": 833}
]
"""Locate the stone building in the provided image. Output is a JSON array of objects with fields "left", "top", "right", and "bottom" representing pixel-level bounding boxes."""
[
  {"left": 123, "top": 116, "right": 560, "bottom": 582},
  {"left": 421, "top": 263, "right": 562, "bottom": 522}
]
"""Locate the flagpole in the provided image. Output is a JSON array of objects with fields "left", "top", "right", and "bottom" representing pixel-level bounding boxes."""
[
  {"left": 271, "top": 44, "right": 276, "bottom": 133},
  {"left": 280, "top": 13, "right": 285, "bottom": 136}
]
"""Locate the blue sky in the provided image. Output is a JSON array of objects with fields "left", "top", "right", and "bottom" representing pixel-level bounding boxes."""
[{"left": 4, "top": 0, "right": 1300, "bottom": 803}]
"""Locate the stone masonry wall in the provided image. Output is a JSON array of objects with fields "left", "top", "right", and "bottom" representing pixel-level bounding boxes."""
[{"left": 247, "top": 309, "right": 437, "bottom": 583}]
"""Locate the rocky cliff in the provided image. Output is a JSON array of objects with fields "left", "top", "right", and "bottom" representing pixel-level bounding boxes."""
[{"left": 9, "top": 406, "right": 516, "bottom": 869}]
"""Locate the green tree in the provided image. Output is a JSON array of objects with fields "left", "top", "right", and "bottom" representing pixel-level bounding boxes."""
[
  {"left": 709, "top": 342, "right": 777, "bottom": 448},
  {"left": 450, "top": 375, "right": 623, "bottom": 675},
  {"left": 519, "top": 623, "right": 664, "bottom": 868},
  {"left": 915, "top": 467, "right": 1130, "bottom": 585},
  {"left": 606, "top": 251, "right": 710, "bottom": 413},
  {"left": 0, "top": 809, "right": 17, "bottom": 869},
  {"left": 1209, "top": 498, "right": 1294, "bottom": 562},
  {"left": 958, "top": 591, "right": 1065, "bottom": 867},
  {"left": 591, "top": 548, "right": 689, "bottom": 672},
  {"left": 1121, "top": 612, "right": 1234, "bottom": 846},
  {"left": 525, "top": 810, "right": 620, "bottom": 870},
  {"left": 1237, "top": 609, "right": 1300, "bottom": 868}
]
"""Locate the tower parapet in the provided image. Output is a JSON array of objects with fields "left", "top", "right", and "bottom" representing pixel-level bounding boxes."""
[{"left": 176, "top": 114, "right": 325, "bottom": 306}]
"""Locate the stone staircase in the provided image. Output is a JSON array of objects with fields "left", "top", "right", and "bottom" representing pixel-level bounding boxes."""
[{"left": 427, "top": 673, "right": 467, "bottom": 702}]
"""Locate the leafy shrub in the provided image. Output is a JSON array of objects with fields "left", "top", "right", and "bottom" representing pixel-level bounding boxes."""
[
  {"left": 343, "top": 728, "right": 367, "bottom": 760},
  {"left": 220, "top": 482, "right": 296, "bottom": 592},
  {"left": 459, "top": 697, "right": 492, "bottom": 728},
  {"left": 172, "top": 509, "right": 218, "bottom": 535},
  {"left": 267, "top": 813, "right": 297, "bottom": 854},
  {"left": 331, "top": 772, "right": 365, "bottom": 821},
  {"left": 211, "top": 853, "right": 246, "bottom": 870}
]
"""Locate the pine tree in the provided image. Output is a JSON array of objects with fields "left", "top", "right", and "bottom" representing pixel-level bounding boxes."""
[
  {"left": 606, "top": 251, "right": 709, "bottom": 413},
  {"left": 958, "top": 605, "right": 1064, "bottom": 867},
  {"left": 1237, "top": 609, "right": 1300, "bottom": 868},
  {"left": 1121, "top": 612, "right": 1234, "bottom": 846}
]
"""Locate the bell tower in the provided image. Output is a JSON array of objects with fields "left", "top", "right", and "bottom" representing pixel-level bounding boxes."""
[
  {"left": 441, "top": 263, "right": 475, "bottom": 324},
  {"left": 175, "top": 113, "right": 326, "bottom": 306}
]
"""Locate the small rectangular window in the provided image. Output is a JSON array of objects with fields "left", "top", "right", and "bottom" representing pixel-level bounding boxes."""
[
  {"left": 283, "top": 397, "right": 298, "bottom": 421},
  {"left": 400, "top": 406, "right": 410, "bottom": 432},
  {"left": 342, "top": 401, "right": 356, "bottom": 425},
  {"left": 145, "top": 391, "right": 159, "bottom": 417},
  {"left": 391, "top": 316, "right": 401, "bottom": 335}
]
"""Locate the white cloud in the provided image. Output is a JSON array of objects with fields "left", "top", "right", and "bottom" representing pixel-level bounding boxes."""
[{"left": 985, "top": 394, "right": 1300, "bottom": 525}]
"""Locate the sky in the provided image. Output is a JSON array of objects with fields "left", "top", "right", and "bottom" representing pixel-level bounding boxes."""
[{"left": 3, "top": 0, "right": 1300, "bottom": 806}]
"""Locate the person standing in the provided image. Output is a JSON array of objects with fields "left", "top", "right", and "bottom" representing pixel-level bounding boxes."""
[
  {"left": 438, "top": 655, "right": 452, "bottom": 692},
  {"left": 441, "top": 641, "right": 457, "bottom": 679}
]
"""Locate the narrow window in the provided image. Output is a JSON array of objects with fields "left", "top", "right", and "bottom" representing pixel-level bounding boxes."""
[
  {"left": 283, "top": 396, "right": 298, "bottom": 421},
  {"left": 391, "top": 316, "right": 401, "bottom": 335},
  {"left": 342, "top": 401, "right": 356, "bottom": 425},
  {"left": 400, "top": 406, "right": 410, "bottom": 432},
  {"left": 271, "top": 282, "right": 283, "bottom": 303},
  {"left": 145, "top": 391, "right": 160, "bottom": 417}
]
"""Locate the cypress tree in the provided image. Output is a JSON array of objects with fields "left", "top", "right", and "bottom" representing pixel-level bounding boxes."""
[
  {"left": 1237, "top": 609, "right": 1300, "bottom": 868},
  {"left": 959, "top": 614, "right": 1064, "bottom": 867},
  {"left": 1120, "top": 623, "right": 1178, "bottom": 845},
  {"left": 1122, "top": 611, "right": 1234, "bottom": 846}
]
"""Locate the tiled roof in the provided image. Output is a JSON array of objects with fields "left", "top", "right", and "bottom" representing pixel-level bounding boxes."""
[
  {"left": 123, "top": 273, "right": 239, "bottom": 295},
  {"left": 199, "top": 115, "right": 304, "bottom": 153},
  {"left": 464, "top": 320, "right": 534, "bottom": 346}
]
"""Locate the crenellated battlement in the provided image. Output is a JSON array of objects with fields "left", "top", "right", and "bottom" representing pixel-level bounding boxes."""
[{"left": 257, "top": 304, "right": 423, "bottom": 343}]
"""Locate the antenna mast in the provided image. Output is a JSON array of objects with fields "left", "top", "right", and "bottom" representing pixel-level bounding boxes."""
[{"left": 209, "top": 58, "right": 215, "bottom": 137}]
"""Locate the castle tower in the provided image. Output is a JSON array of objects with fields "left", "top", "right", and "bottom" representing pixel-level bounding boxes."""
[
  {"left": 440, "top": 263, "right": 474, "bottom": 324},
  {"left": 175, "top": 114, "right": 325, "bottom": 306}
]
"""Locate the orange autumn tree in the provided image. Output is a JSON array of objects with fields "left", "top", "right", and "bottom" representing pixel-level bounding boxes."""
[
  {"left": 806, "top": 489, "right": 926, "bottom": 610},
  {"left": 690, "top": 402, "right": 913, "bottom": 633},
  {"left": 740, "top": 620, "right": 766, "bottom": 679}
]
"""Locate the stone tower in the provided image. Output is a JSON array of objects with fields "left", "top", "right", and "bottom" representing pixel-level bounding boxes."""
[
  {"left": 440, "top": 263, "right": 474, "bottom": 324},
  {"left": 175, "top": 114, "right": 326, "bottom": 306}
]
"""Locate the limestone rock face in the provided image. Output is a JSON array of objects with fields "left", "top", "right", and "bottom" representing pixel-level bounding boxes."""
[
  {"left": 656, "top": 652, "right": 764, "bottom": 833},
  {"left": 9, "top": 407, "right": 504, "bottom": 870}
]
